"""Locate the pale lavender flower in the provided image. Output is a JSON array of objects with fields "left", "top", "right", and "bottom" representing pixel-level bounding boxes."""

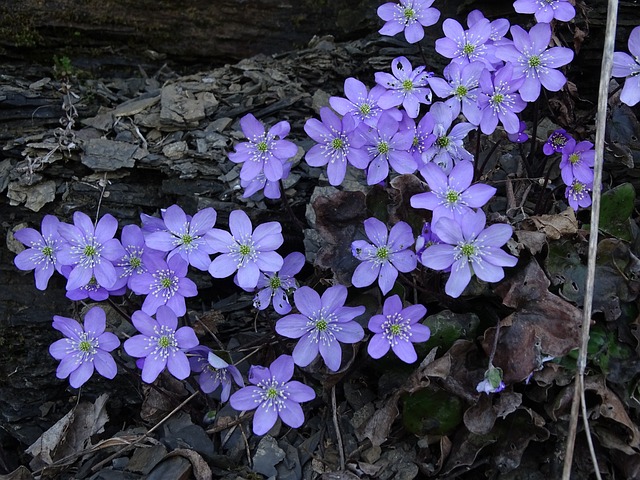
[
  {"left": 356, "top": 111, "right": 416, "bottom": 185},
  {"left": 428, "top": 62, "right": 485, "bottom": 125},
  {"left": 228, "top": 113, "right": 298, "bottom": 182},
  {"left": 254, "top": 252, "right": 305, "bottom": 314},
  {"left": 421, "top": 210, "right": 517, "bottom": 298},
  {"left": 415, "top": 222, "right": 442, "bottom": 259},
  {"left": 330, "top": 78, "right": 386, "bottom": 128},
  {"left": 144, "top": 205, "right": 217, "bottom": 271},
  {"left": 495, "top": 23, "right": 574, "bottom": 102},
  {"left": 410, "top": 160, "right": 496, "bottom": 225},
  {"left": 565, "top": 180, "right": 592, "bottom": 210},
  {"left": 374, "top": 56, "right": 432, "bottom": 118},
  {"left": 129, "top": 254, "right": 198, "bottom": 317},
  {"left": 65, "top": 274, "right": 127, "bottom": 302},
  {"left": 421, "top": 102, "right": 475, "bottom": 174},
  {"left": 559, "top": 139, "right": 595, "bottom": 185},
  {"left": 57, "top": 212, "right": 126, "bottom": 292},
  {"left": 230, "top": 355, "right": 315, "bottom": 436},
  {"left": 188, "top": 346, "right": 244, "bottom": 401},
  {"left": 543, "top": 129, "right": 573, "bottom": 155},
  {"left": 49, "top": 307, "right": 120, "bottom": 388},
  {"left": 351, "top": 218, "right": 417, "bottom": 294},
  {"left": 401, "top": 111, "right": 436, "bottom": 165},
  {"left": 275, "top": 285, "right": 365, "bottom": 371},
  {"left": 124, "top": 306, "right": 199, "bottom": 383},
  {"left": 612, "top": 26, "right": 640, "bottom": 107},
  {"left": 507, "top": 120, "right": 529, "bottom": 143},
  {"left": 467, "top": 10, "right": 510, "bottom": 43},
  {"left": 208, "top": 210, "right": 283, "bottom": 291},
  {"left": 241, "top": 162, "right": 292, "bottom": 200},
  {"left": 377, "top": 0, "right": 440, "bottom": 44},
  {"left": 368, "top": 295, "right": 430, "bottom": 363},
  {"left": 304, "top": 107, "right": 370, "bottom": 186},
  {"left": 14, "top": 215, "right": 63, "bottom": 290},
  {"left": 477, "top": 63, "right": 527, "bottom": 135},
  {"left": 116, "top": 224, "right": 164, "bottom": 289},
  {"left": 513, "top": 0, "right": 576, "bottom": 23},
  {"left": 476, "top": 364, "right": 506, "bottom": 394},
  {"left": 435, "top": 18, "right": 495, "bottom": 70}
]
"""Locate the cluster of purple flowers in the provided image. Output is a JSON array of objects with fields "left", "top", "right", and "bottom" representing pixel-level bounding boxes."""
[{"left": 543, "top": 129, "right": 596, "bottom": 211}]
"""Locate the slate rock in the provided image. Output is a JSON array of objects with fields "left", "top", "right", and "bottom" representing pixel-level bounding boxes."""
[
  {"left": 80, "top": 138, "right": 145, "bottom": 171},
  {"left": 252, "top": 435, "right": 286, "bottom": 478}
]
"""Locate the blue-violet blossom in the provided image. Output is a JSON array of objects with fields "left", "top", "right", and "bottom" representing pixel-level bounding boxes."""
[
  {"left": 14, "top": 214, "right": 63, "bottom": 290},
  {"left": 188, "top": 346, "right": 244, "bottom": 401},
  {"left": 375, "top": 56, "right": 432, "bottom": 118},
  {"left": 612, "top": 26, "right": 640, "bottom": 107},
  {"left": 377, "top": 0, "right": 440, "bottom": 44},
  {"left": 254, "top": 252, "right": 305, "bottom": 314}
]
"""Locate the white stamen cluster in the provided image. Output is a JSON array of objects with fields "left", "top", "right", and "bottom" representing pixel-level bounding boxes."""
[
  {"left": 150, "top": 269, "right": 179, "bottom": 299},
  {"left": 254, "top": 378, "right": 289, "bottom": 412},
  {"left": 148, "top": 325, "right": 178, "bottom": 360},
  {"left": 72, "top": 237, "right": 103, "bottom": 268},
  {"left": 249, "top": 133, "right": 275, "bottom": 163},
  {"left": 381, "top": 312, "right": 412, "bottom": 346},
  {"left": 319, "top": 127, "right": 350, "bottom": 164},
  {"left": 307, "top": 308, "right": 341, "bottom": 345},
  {"left": 69, "top": 332, "right": 99, "bottom": 365},
  {"left": 120, "top": 245, "right": 145, "bottom": 277},
  {"left": 230, "top": 237, "right": 258, "bottom": 267}
]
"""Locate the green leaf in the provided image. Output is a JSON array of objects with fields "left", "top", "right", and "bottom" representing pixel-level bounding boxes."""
[
  {"left": 402, "top": 388, "right": 463, "bottom": 436},
  {"left": 599, "top": 182, "right": 635, "bottom": 241}
]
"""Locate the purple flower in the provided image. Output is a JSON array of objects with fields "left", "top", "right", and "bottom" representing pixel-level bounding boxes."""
[
  {"left": 330, "top": 78, "right": 386, "bottom": 128},
  {"left": 188, "top": 346, "right": 244, "bottom": 401},
  {"left": 65, "top": 274, "right": 127, "bottom": 302},
  {"left": 356, "top": 111, "right": 416, "bottom": 185},
  {"left": 428, "top": 62, "right": 485, "bottom": 125},
  {"left": 275, "top": 285, "right": 365, "bottom": 371},
  {"left": 124, "top": 306, "right": 199, "bottom": 383},
  {"left": 415, "top": 222, "right": 443, "bottom": 259},
  {"left": 421, "top": 102, "right": 475, "bottom": 174},
  {"left": 14, "top": 215, "right": 63, "bottom": 290},
  {"left": 57, "top": 212, "right": 126, "bottom": 292},
  {"left": 375, "top": 56, "right": 432, "bottom": 118},
  {"left": 543, "top": 129, "right": 573, "bottom": 155},
  {"left": 612, "top": 26, "right": 640, "bottom": 107},
  {"left": 228, "top": 113, "right": 298, "bottom": 182},
  {"left": 367, "top": 295, "right": 430, "bottom": 363},
  {"left": 403, "top": 111, "right": 436, "bottom": 165},
  {"left": 129, "top": 254, "right": 198, "bottom": 317},
  {"left": 254, "top": 252, "right": 305, "bottom": 314},
  {"left": 230, "top": 355, "right": 315, "bottom": 436},
  {"left": 304, "top": 107, "right": 370, "bottom": 186},
  {"left": 435, "top": 18, "right": 495, "bottom": 70},
  {"left": 351, "top": 218, "right": 417, "bottom": 294},
  {"left": 477, "top": 63, "right": 527, "bottom": 135},
  {"left": 116, "top": 224, "right": 164, "bottom": 289},
  {"left": 467, "top": 10, "right": 510, "bottom": 43},
  {"left": 565, "top": 180, "right": 592, "bottom": 210},
  {"left": 377, "top": 0, "right": 441, "bottom": 44},
  {"left": 208, "top": 210, "right": 283, "bottom": 291},
  {"left": 49, "top": 307, "right": 120, "bottom": 388},
  {"left": 411, "top": 160, "right": 496, "bottom": 225},
  {"left": 513, "top": 0, "right": 576, "bottom": 23},
  {"left": 507, "top": 120, "right": 529, "bottom": 143},
  {"left": 495, "top": 23, "right": 574, "bottom": 102},
  {"left": 421, "top": 210, "right": 517, "bottom": 298},
  {"left": 476, "top": 365, "right": 506, "bottom": 394},
  {"left": 144, "top": 205, "right": 217, "bottom": 271},
  {"left": 559, "top": 139, "right": 595, "bottom": 185}
]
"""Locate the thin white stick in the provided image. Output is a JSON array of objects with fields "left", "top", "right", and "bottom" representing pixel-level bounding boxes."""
[{"left": 562, "top": 0, "right": 618, "bottom": 478}]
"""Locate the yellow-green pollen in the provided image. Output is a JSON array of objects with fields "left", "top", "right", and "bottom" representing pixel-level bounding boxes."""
[
  {"left": 492, "top": 93, "right": 504, "bottom": 105},
  {"left": 402, "top": 79, "right": 414, "bottom": 92},
  {"left": 239, "top": 244, "right": 252, "bottom": 256},
  {"left": 42, "top": 245, "right": 53, "bottom": 257},
  {"left": 181, "top": 234, "right": 193, "bottom": 245},
  {"left": 266, "top": 387, "right": 278, "bottom": 399},
  {"left": 445, "top": 190, "right": 460, "bottom": 204},
  {"left": 454, "top": 85, "right": 468, "bottom": 97},
  {"left": 360, "top": 103, "right": 372, "bottom": 115},
  {"left": 528, "top": 55, "right": 541, "bottom": 68},
  {"left": 412, "top": 136, "right": 420, "bottom": 147},
  {"left": 332, "top": 138, "right": 344, "bottom": 150},
  {"left": 461, "top": 244, "right": 476, "bottom": 257},
  {"left": 130, "top": 257, "right": 142, "bottom": 268},
  {"left": 316, "top": 319, "right": 329, "bottom": 331},
  {"left": 161, "top": 277, "right": 173, "bottom": 288},
  {"left": 573, "top": 182, "right": 585, "bottom": 193},
  {"left": 269, "top": 276, "right": 282, "bottom": 289},
  {"left": 463, "top": 43, "right": 475, "bottom": 55},
  {"left": 158, "top": 335, "right": 171, "bottom": 348},
  {"left": 569, "top": 153, "right": 580, "bottom": 164},
  {"left": 79, "top": 340, "right": 92, "bottom": 352},
  {"left": 376, "top": 246, "right": 390, "bottom": 261},
  {"left": 436, "top": 136, "right": 450, "bottom": 148},
  {"left": 84, "top": 245, "right": 97, "bottom": 257},
  {"left": 403, "top": 7, "right": 416, "bottom": 21},
  {"left": 257, "top": 141, "right": 268, "bottom": 153},
  {"left": 389, "top": 324, "right": 402, "bottom": 336},
  {"left": 377, "top": 141, "right": 390, "bottom": 154}
]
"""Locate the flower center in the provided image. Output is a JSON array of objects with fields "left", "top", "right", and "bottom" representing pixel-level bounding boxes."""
[
  {"left": 403, "top": 7, "right": 416, "bottom": 21},
  {"left": 402, "top": 79, "right": 414, "bottom": 92},
  {"left": 551, "top": 134, "right": 567, "bottom": 148},
  {"left": 375, "top": 246, "right": 390, "bottom": 261},
  {"left": 360, "top": 103, "right": 372, "bottom": 115},
  {"left": 269, "top": 276, "right": 282, "bottom": 290},
  {"left": 152, "top": 269, "right": 179, "bottom": 298},
  {"left": 377, "top": 141, "right": 390, "bottom": 154},
  {"left": 161, "top": 277, "right": 173, "bottom": 288},
  {"left": 79, "top": 340, "right": 92, "bottom": 352},
  {"left": 158, "top": 335, "right": 171, "bottom": 348},
  {"left": 332, "top": 138, "right": 344, "bottom": 150},
  {"left": 239, "top": 244, "right": 252, "bottom": 256},
  {"left": 256, "top": 141, "right": 268, "bottom": 153},
  {"left": 382, "top": 312, "right": 411, "bottom": 345},
  {"left": 569, "top": 153, "right": 580, "bottom": 164},
  {"left": 454, "top": 85, "right": 468, "bottom": 97},
  {"left": 461, "top": 243, "right": 476, "bottom": 257},
  {"left": 436, "top": 136, "right": 450, "bottom": 148},
  {"left": 42, "top": 245, "right": 54, "bottom": 257},
  {"left": 130, "top": 256, "right": 142, "bottom": 268},
  {"left": 491, "top": 93, "right": 504, "bottom": 106},
  {"left": 528, "top": 55, "right": 541, "bottom": 68},
  {"left": 389, "top": 324, "right": 402, "bottom": 336},
  {"left": 573, "top": 182, "right": 585, "bottom": 194},
  {"left": 181, "top": 233, "right": 193, "bottom": 246},
  {"left": 445, "top": 189, "right": 461, "bottom": 205},
  {"left": 84, "top": 245, "right": 98, "bottom": 257},
  {"left": 463, "top": 43, "right": 475, "bottom": 55},
  {"left": 266, "top": 386, "right": 279, "bottom": 399},
  {"left": 316, "top": 318, "right": 328, "bottom": 331}
]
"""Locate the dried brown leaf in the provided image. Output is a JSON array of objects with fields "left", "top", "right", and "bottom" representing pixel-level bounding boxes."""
[{"left": 520, "top": 207, "right": 578, "bottom": 240}]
